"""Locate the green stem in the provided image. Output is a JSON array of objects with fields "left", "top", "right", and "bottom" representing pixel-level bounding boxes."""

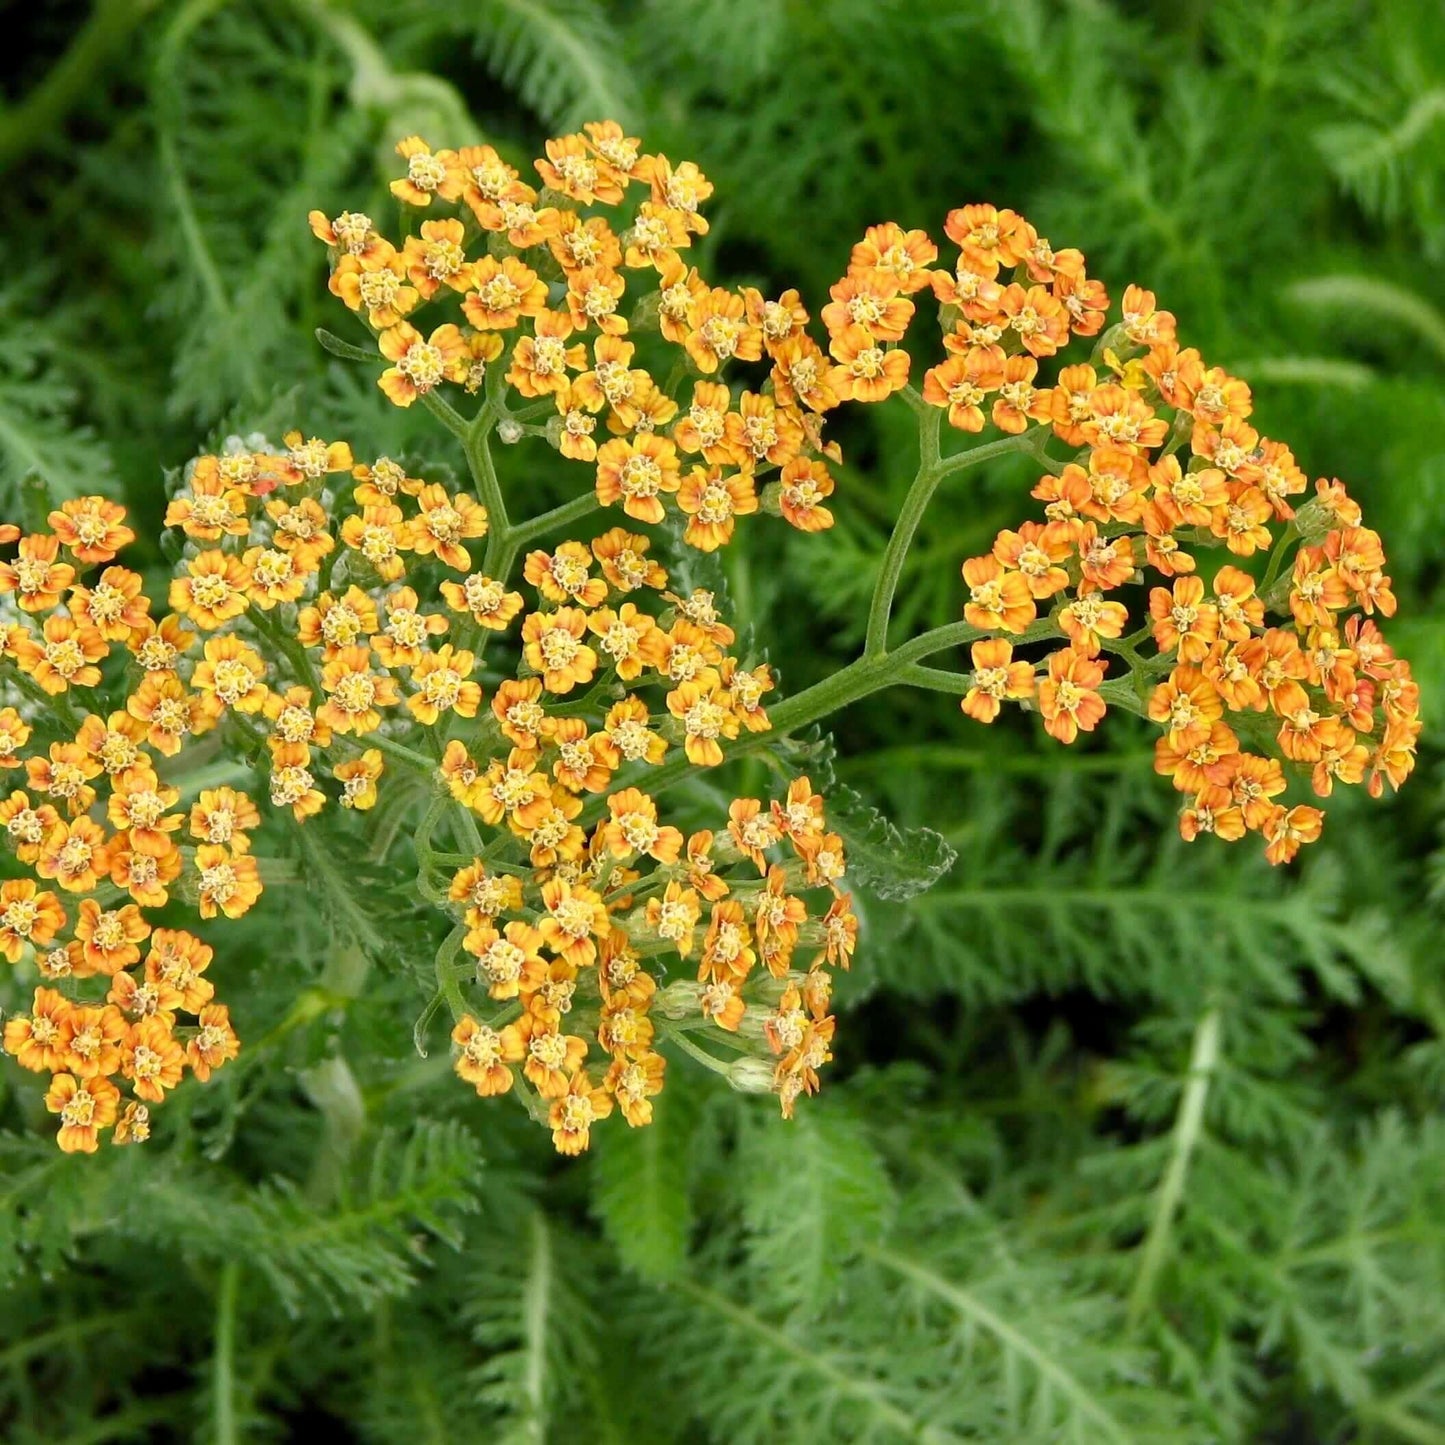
[
  {"left": 213, "top": 1258, "right": 240, "bottom": 1445},
  {"left": 863, "top": 395, "right": 942, "bottom": 658},
  {"left": 1259, "top": 519, "right": 1300, "bottom": 601},
  {"left": 1127, "top": 1006, "right": 1221, "bottom": 1326},
  {"left": 509, "top": 492, "right": 603, "bottom": 550},
  {"left": 333, "top": 729, "right": 435, "bottom": 775},
  {"left": 863, "top": 412, "right": 1042, "bottom": 659}
]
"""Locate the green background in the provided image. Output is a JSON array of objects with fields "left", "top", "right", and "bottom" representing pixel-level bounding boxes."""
[{"left": 1, "top": 1, "right": 1442, "bottom": 1440}]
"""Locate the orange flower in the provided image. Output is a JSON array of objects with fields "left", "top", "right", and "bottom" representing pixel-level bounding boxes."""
[
  {"left": 1262, "top": 804, "right": 1324, "bottom": 865},
  {"left": 313, "top": 204, "right": 387, "bottom": 266},
  {"left": 549, "top": 1069, "right": 614, "bottom": 1154},
  {"left": 407, "top": 644, "right": 482, "bottom": 724},
  {"left": 194, "top": 846, "right": 262, "bottom": 920},
  {"left": 400, "top": 217, "right": 473, "bottom": 300},
  {"left": 638, "top": 153, "right": 712, "bottom": 231},
  {"left": 770, "top": 335, "right": 839, "bottom": 414},
  {"left": 0, "top": 879, "right": 66, "bottom": 961},
  {"left": 0, "top": 534, "right": 75, "bottom": 611},
  {"left": 943, "top": 203, "right": 1030, "bottom": 278},
  {"left": 1149, "top": 576, "right": 1220, "bottom": 662},
  {"left": 565, "top": 264, "right": 628, "bottom": 335},
  {"left": 317, "top": 647, "right": 399, "bottom": 735},
  {"left": 999, "top": 283, "right": 1070, "bottom": 357},
  {"left": 849, "top": 222, "right": 938, "bottom": 293},
  {"left": 522, "top": 608, "right": 598, "bottom": 695},
  {"left": 961, "top": 639, "right": 1035, "bottom": 723},
  {"left": 4, "top": 987, "right": 73, "bottom": 1072},
  {"left": 828, "top": 325, "right": 909, "bottom": 402},
  {"left": 296, "top": 586, "right": 378, "bottom": 656},
  {"left": 36, "top": 817, "right": 112, "bottom": 893},
  {"left": 683, "top": 287, "right": 762, "bottom": 373},
  {"left": 60, "top": 1003, "right": 128, "bottom": 1078},
  {"left": 993, "top": 521, "right": 1071, "bottom": 599},
  {"left": 329, "top": 244, "right": 418, "bottom": 328},
  {"left": 452, "top": 1014, "right": 515, "bottom": 1096},
  {"left": 168, "top": 549, "right": 251, "bottom": 630},
  {"left": 389, "top": 135, "right": 462, "bottom": 207},
  {"left": 1037, "top": 647, "right": 1108, "bottom": 744},
  {"left": 45, "top": 1073, "right": 120, "bottom": 1153},
  {"left": 335, "top": 749, "right": 384, "bottom": 811},
  {"left": 407, "top": 484, "right": 489, "bottom": 572},
  {"left": 467, "top": 921, "right": 547, "bottom": 1001},
  {"left": 536, "top": 133, "right": 625, "bottom": 205},
  {"left": 439, "top": 573, "right": 525, "bottom": 630},
  {"left": 121, "top": 1017, "right": 186, "bottom": 1103},
  {"left": 189, "top": 786, "right": 261, "bottom": 853},
  {"left": 597, "top": 697, "right": 667, "bottom": 768},
  {"left": 821, "top": 270, "right": 914, "bottom": 342},
  {"left": 110, "top": 841, "right": 182, "bottom": 909},
  {"left": 677, "top": 468, "right": 758, "bottom": 551},
  {"left": 462, "top": 254, "right": 548, "bottom": 330},
  {"left": 961, "top": 554, "right": 1036, "bottom": 634},
  {"left": 605, "top": 1051, "right": 666, "bottom": 1127},
  {"left": 71, "top": 899, "right": 150, "bottom": 976},
  {"left": 525, "top": 542, "right": 609, "bottom": 608},
  {"left": 376, "top": 322, "right": 466, "bottom": 407},
  {"left": 1058, "top": 592, "right": 1129, "bottom": 656},
  {"left": 1147, "top": 667, "right": 1224, "bottom": 751},
  {"left": 191, "top": 635, "right": 269, "bottom": 716},
  {"left": 49, "top": 496, "right": 135, "bottom": 563},
  {"left": 666, "top": 669, "right": 738, "bottom": 767},
  {"left": 602, "top": 788, "right": 683, "bottom": 863},
  {"left": 595, "top": 433, "right": 681, "bottom": 524},
  {"left": 922, "top": 347, "right": 1004, "bottom": 432},
  {"left": 775, "top": 457, "right": 836, "bottom": 533},
  {"left": 1210, "top": 486, "right": 1273, "bottom": 556},
  {"left": 186, "top": 1003, "right": 239, "bottom": 1080},
  {"left": 0, "top": 707, "right": 31, "bottom": 767}
]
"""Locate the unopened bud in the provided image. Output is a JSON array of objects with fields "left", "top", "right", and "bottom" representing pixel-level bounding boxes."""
[
  {"left": 726, "top": 1056, "right": 777, "bottom": 1094},
  {"left": 656, "top": 978, "right": 702, "bottom": 1019},
  {"left": 496, "top": 418, "right": 524, "bottom": 445}
]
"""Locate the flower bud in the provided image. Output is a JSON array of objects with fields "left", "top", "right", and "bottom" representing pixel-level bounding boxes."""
[
  {"left": 496, "top": 418, "right": 524, "bottom": 445},
  {"left": 726, "top": 1056, "right": 776, "bottom": 1094},
  {"left": 656, "top": 978, "right": 702, "bottom": 1019}
]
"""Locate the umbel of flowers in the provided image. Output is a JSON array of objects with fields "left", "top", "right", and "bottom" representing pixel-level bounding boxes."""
[{"left": 0, "top": 123, "right": 1417, "bottom": 1154}]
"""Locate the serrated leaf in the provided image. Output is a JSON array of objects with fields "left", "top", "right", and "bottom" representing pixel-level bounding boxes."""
[{"left": 828, "top": 783, "right": 956, "bottom": 902}]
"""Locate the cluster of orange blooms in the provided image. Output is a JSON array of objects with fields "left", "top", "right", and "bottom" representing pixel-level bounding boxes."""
[
  {"left": 0, "top": 443, "right": 854, "bottom": 1151},
  {"left": 309, "top": 121, "right": 871, "bottom": 548},
  {"left": 0, "top": 123, "right": 1421, "bottom": 1151},
  {"left": 912, "top": 207, "right": 1417, "bottom": 864},
  {"left": 0, "top": 500, "right": 241, "bottom": 1152}
]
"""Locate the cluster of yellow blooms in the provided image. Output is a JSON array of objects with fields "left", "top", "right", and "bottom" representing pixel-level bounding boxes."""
[{"left": 0, "top": 123, "right": 1419, "bottom": 1152}]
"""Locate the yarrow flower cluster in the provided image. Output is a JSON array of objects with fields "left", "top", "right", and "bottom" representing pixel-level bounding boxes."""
[
  {"left": 0, "top": 123, "right": 1418, "bottom": 1154},
  {"left": 0, "top": 500, "right": 240, "bottom": 1152},
  {"left": 910, "top": 206, "right": 1419, "bottom": 862}
]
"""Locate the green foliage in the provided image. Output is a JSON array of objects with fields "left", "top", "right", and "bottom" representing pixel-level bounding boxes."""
[{"left": 0, "top": 0, "right": 1441, "bottom": 1441}]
